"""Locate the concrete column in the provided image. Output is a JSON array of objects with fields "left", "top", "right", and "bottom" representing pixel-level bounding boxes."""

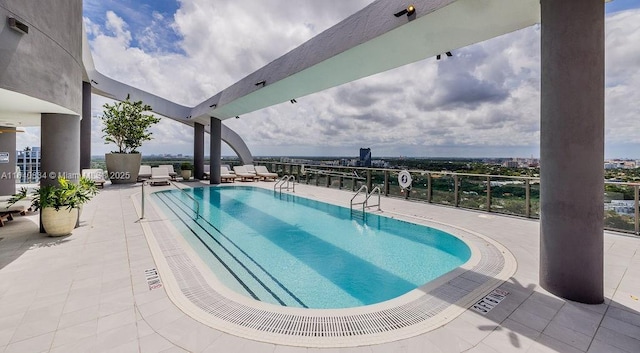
[
  {"left": 80, "top": 81, "right": 92, "bottom": 170},
  {"left": 194, "top": 123, "right": 204, "bottom": 180},
  {"left": 41, "top": 114, "right": 81, "bottom": 187},
  {"left": 0, "top": 127, "right": 17, "bottom": 196},
  {"left": 41, "top": 113, "right": 81, "bottom": 233},
  {"left": 209, "top": 117, "right": 221, "bottom": 184},
  {"left": 540, "top": 0, "right": 604, "bottom": 304}
]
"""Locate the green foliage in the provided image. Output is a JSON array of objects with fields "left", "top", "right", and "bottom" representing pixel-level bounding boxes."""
[
  {"left": 604, "top": 184, "right": 634, "bottom": 200},
  {"left": 604, "top": 167, "right": 640, "bottom": 183},
  {"left": 8, "top": 177, "right": 99, "bottom": 211},
  {"left": 6, "top": 188, "right": 28, "bottom": 206},
  {"left": 78, "top": 177, "right": 99, "bottom": 204},
  {"left": 101, "top": 95, "right": 160, "bottom": 153},
  {"left": 180, "top": 162, "right": 193, "bottom": 171},
  {"left": 604, "top": 210, "right": 635, "bottom": 231}
]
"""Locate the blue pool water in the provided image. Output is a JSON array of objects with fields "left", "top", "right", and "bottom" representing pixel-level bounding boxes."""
[{"left": 153, "top": 186, "right": 471, "bottom": 309}]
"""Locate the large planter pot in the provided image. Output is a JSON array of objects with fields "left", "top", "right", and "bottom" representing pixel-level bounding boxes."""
[
  {"left": 41, "top": 207, "right": 78, "bottom": 236},
  {"left": 105, "top": 153, "right": 141, "bottom": 184},
  {"left": 181, "top": 170, "right": 192, "bottom": 180}
]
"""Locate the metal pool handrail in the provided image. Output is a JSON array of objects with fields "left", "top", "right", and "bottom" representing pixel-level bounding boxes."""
[
  {"left": 274, "top": 175, "right": 296, "bottom": 194},
  {"left": 365, "top": 186, "right": 381, "bottom": 211},
  {"left": 350, "top": 185, "right": 368, "bottom": 214}
]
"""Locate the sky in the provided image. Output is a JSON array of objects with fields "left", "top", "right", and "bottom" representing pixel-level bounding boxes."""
[{"left": 16, "top": 0, "right": 640, "bottom": 158}]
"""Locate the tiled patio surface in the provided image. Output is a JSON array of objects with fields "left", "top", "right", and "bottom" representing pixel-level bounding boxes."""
[{"left": 1, "top": 181, "right": 639, "bottom": 353}]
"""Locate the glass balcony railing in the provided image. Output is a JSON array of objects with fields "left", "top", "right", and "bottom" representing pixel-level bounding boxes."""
[{"left": 257, "top": 162, "right": 639, "bottom": 236}]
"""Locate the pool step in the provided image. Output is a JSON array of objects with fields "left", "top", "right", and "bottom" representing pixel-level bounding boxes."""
[{"left": 156, "top": 192, "right": 307, "bottom": 308}]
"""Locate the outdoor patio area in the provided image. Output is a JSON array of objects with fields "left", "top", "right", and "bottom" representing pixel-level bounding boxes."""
[{"left": 1, "top": 181, "right": 639, "bottom": 353}]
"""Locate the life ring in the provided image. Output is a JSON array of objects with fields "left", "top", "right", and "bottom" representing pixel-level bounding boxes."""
[{"left": 398, "top": 170, "right": 412, "bottom": 189}]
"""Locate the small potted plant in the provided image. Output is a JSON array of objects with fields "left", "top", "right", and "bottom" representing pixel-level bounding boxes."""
[
  {"left": 102, "top": 95, "right": 160, "bottom": 184},
  {"left": 180, "top": 162, "right": 193, "bottom": 180},
  {"left": 8, "top": 177, "right": 98, "bottom": 236}
]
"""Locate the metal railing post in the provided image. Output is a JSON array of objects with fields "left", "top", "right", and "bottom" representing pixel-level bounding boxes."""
[
  {"left": 635, "top": 185, "right": 639, "bottom": 235},
  {"left": 454, "top": 174, "right": 459, "bottom": 207},
  {"left": 525, "top": 179, "right": 531, "bottom": 218},
  {"left": 384, "top": 171, "right": 389, "bottom": 196},
  {"left": 486, "top": 176, "right": 491, "bottom": 212},
  {"left": 366, "top": 169, "right": 372, "bottom": 191},
  {"left": 427, "top": 173, "right": 432, "bottom": 203}
]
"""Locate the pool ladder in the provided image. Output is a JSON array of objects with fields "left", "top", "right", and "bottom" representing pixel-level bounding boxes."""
[
  {"left": 274, "top": 175, "right": 296, "bottom": 194},
  {"left": 350, "top": 185, "right": 381, "bottom": 220}
]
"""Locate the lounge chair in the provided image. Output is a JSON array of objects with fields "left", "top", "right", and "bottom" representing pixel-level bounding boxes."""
[
  {"left": 244, "top": 164, "right": 257, "bottom": 175},
  {"left": 221, "top": 166, "right": 236, "bottom": 183},
  {"left": 255, "top": 165, "right": 278, "bottom": 181},
  {"left": 150, "top": 167, "right": 171, "bottom": 185},
  {"left": 221, "top": 164, "right": 233, "bottom": 172},
  {"left": 233, "top": 165, "right": 259, "bottom": 181},
  {"left": 138, "top": 165, "right": 152, "bottom": 181},
  {"left": 1, "top": 198, "right": 31, "bottom": 227},
  {"left": 82, "top": 169, "right": 106, "bottom": 188},
  {"left": 159, "top": 164, "right": 177, "bottom": 180}
]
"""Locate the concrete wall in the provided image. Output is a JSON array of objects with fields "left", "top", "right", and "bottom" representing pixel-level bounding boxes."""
[
  {"left": 0, "top": 0, "right": 83, "bottom": 114},
  {"left": 0, "top": 128, "right": 16, "bottom": 196}
]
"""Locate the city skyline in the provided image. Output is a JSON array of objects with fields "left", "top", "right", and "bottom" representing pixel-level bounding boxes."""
[{"left": 16, "top": 0, "right": 640, "bottom": 158}]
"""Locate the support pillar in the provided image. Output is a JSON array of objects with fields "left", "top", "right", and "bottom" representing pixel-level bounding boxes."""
[
  {"left": 209, "top": 118, "right": 221, "bottom": 184},
  {"left": 41, "top": 113, "right": 81, "bottom": 232},
  {"left": 41, "top": 114, "right": 81, "bottom": 187},
  {"left": 0, "top": 127, "right": 17, "bottom": 196},
  {"left": 540, "top": 0, "right": 604, "bottom": 304},
  {"left": 80, "top": 81, "right": 92, "bottom": 170},
  {"left": 194, "top": 123, "right": 204, "bottom": 180}
]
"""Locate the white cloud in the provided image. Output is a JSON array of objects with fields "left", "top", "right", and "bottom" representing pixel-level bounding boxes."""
[
  {"left": 15, "top": 128, "right": 41, "bottom": 151},
  {"left": 105, "top": 11, "right": 132, "bottom": 45},
  {"left": 81, "top": 2, "right": 640, "bottom": 158},
  {"left": 604, "top": 9, "right": 640, "bottom": 149}
]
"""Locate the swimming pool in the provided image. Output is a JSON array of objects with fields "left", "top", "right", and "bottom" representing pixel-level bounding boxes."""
[{"left": 152, "top": 186, "right": 471, "bottom": 309}]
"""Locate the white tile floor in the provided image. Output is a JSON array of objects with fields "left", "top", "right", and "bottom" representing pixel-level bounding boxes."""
[{"left": 1, "top": 181, "right": 640, "bottom": 352}]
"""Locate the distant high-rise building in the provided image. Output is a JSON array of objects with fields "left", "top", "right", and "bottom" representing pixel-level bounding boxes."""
[
  {"left": 16, "top": 147, "right": 41, "bottom": 183},
  {"left": 503, "top": 160, "right": 519, "bottom": 168},
  {"left": 359, "top": 148, "right": 371, "bottom": 167}
]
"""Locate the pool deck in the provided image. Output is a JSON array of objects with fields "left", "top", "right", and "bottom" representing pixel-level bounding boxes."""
[{"left": 1, "top": 181, "right": 640, "bottom": 353}]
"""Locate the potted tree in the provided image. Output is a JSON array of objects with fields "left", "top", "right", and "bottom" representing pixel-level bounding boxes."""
[
  {"left": 8, "top": 177, "right": 99, "bottom": 236},
  {"left": 102, "top": 95, "right": 160, "bottom": 184},
  {"left": 180, "top": 162, "right": 193, "bottom": 180}
]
